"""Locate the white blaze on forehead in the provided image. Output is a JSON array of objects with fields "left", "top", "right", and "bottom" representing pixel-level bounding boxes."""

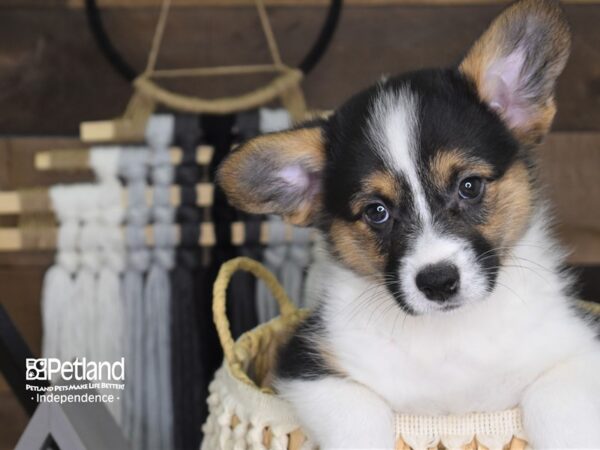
[{"left": 367, "top": 88, "right": 431, "bottom": 223}]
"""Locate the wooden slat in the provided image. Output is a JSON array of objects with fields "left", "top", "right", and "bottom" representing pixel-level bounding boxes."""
[
  {"left": 0, "top": 138, "right": 92, "bottom": 190},
  {"left": 1, "top": 0, "right": 600, "bottom": 7},
  {"left": 537, "top": 132, "right": 600, "bottom": 232},
  {"left": 0, "top": 192, "right": 21, "bottom": 215},
  {"left": 0, "top": 5, "right": 599, "bottom": 133},
  {"left": 0, "top": 221, "right": 312, "bottom": 251},
  {"left": 0, "top": 229, "right": 22, "bottom": 252},
  {"left": 34, "top": 144, "right": 214, "bottom": 170}
]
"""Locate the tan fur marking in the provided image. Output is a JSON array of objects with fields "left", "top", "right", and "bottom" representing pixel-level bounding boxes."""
[
  {"left": 430, "top": 149, "right": 494, "bottom": 190},
  {"left": 317, "top": 342, "right": 349, "bottom": 378},
  {"left": 330, "top": 219, "right": 384, "bottom": 277},
  {"left": 218, "top": 127, "right": 325, "bottom": 226},
  {"left": 348, "top": 170, "right": 401, "bottom": 216},
  {"left": 477, "top": 161, "right": 532, "bottom": 254},
  {"left": 363, "top": 171, "right": 400, "bottom": 202}
]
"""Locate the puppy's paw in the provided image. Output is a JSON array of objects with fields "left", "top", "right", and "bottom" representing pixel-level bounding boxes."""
[
  {"left": 276, "top": 377, "right": 395, "bottom": 449},
  {"left": 522, "top": 354, "right": 600, "bottom": 449}
]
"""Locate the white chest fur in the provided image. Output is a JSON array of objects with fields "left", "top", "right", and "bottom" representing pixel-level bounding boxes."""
[{"left": 319, "top": 221, "right": 598, "bottom": 415}]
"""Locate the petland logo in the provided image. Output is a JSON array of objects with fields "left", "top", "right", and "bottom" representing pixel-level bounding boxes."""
[{"left": 26, "top": 358, "right": 125, "bottom": 382}]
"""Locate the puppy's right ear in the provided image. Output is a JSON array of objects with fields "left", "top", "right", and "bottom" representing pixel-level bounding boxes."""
[{"left": 217, "top": 125, "right": 326, "bottom": 226}]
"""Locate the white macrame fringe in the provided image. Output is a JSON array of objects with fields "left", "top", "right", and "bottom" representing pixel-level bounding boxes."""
[
  {"left": 41, "top": 185, "right": 81, "bottom": 367},
  {"left": 90, "top": 146, "right": 126, "bottom": 425},
  {"left": 120, "top": 146, "right": 151, "bottom": 450},
  {"left": 144, "top": 114, "right": 176, "bottom": 450}
]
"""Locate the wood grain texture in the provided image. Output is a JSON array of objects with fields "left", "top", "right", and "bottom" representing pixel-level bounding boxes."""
[
  {"left": 2, "top": 1, "right": 600, "bottom": 7},
  {"left": 0, "top": 389, "right": 28, "bottom": 450},
  {"left": 0, "top": 5, "right": 599, "bottom": 133}
]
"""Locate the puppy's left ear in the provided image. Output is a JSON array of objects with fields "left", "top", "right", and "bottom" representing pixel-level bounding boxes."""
[
  {"left": 459, "top": 0, "right": 570, "bottom": 146},
  {"left": 217, "top": 125, "right": 326, "bottom": 226}
]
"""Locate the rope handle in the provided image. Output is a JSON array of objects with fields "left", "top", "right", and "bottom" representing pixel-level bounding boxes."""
[
  {"left": 133, "top": 68, "right": 303, "bottom": 115},
  {"left": 578, "top": 299, "right": 600, "bottom": 316},
  {"left": 213, "top": 257, "right": 297, "bottom": 366}
]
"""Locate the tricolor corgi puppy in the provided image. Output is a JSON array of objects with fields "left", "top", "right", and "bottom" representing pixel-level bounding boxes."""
[{"left": 218, "top": 0, "right": 600, "bottom": 447}]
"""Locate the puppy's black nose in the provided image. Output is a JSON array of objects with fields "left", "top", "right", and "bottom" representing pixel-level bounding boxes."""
[{"left": 415, "top": 263, "right": 460, "bottom": 302}]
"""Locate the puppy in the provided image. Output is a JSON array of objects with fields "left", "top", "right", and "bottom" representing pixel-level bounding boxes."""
[{"left": 218, "top": 0, "right": 600, "bottom": 448}]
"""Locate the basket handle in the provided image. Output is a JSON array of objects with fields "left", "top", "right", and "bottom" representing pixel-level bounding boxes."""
[{"left": 213, "top": 257, "right": 297, "bottom": 365}]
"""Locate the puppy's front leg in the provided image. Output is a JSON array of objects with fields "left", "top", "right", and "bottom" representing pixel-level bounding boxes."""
[
  {"left": 276, "top": 376, "right": 395, "bottom": 450},
  {"left": 521, "top": 351, "right": 600, "bottom": 449}
]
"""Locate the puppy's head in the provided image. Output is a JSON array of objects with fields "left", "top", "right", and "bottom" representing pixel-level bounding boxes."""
[{"left": 218, "top": 0, "right": 570, "bottom": 315}]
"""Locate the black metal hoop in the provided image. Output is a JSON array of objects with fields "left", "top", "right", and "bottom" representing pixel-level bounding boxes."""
[{"left": 85, "top": 0, "right": 343, "bottom": 83}]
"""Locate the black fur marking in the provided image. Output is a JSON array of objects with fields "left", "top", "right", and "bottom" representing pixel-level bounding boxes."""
[
  {"left": 275, "top": 308, "right": 339, "bottom": 381},
  {"left": 314, "top": 68, "right": 525, "bottom": 310},
  {"left": 571, "top": 301, "right": 600, "bottom": 339}
]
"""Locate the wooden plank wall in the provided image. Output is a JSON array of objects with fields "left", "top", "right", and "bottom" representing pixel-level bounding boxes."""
[
  {"left": 0, "top": 2, "right": 599, "bottom": 448},
  {"left": 0, "top": 3, "right": 599, "bottom": 134}
]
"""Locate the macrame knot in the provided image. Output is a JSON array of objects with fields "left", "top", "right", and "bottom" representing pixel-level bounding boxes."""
[
  {"left": 153, "top": 224, "right": 177, "bottom": 247},
  {"left": 152, "top": 185, "right": 172, "bottom": 207},
  {"left": 101, "top": 227, "right": 125, "bottom": 251},
  {"left": 128, "top": 248, "right": 151, "bottom": 272},
  {"left": 49, "top": 184, "right": 82, "bottom": 223},
  {"left": 259, "top": 108, "right": 291, "bottom": 133},
  {"left": 235, "top": 111, "right": 260, "bottom": 140},
  {"left": 127, "top": 207, "right": 150, "bottom": 228},
  {"left": 264, "top": 243, "right": 287, "bottom": 267},
  {"left": 289, "top": 229, "right": 312, "bottom": 267},
  {"left": 103, "top": 250, "right": 126, "bottom": 273},
  {"left": 97, "top": 182, "right": 124, "bottom": 224},
  {"left": 152, "top": 161, "right": 174, "bottom": 183},
  {"left": 79, "top": 223, "right": 102, "bottom": 273},
  {"left": 153, "top": 205, "right": 175, "bottom": 223},
  {"left": 78, "top": 185, "right": 101, "bottom": 223},
  {"left": 267, "top": 219, "right": 287, "bottom": 245},
  {"left": 177, "top": 249, "right": 199, "bottom": 270},
  {"left": 176, "top": 165, "right": 201, "bottom": 184},
  {"left": 177, "top": 206, "right": 201, "bottom": 226},
  {"left": 126, "top": 179, "right": 149, "bottom": 210},
  {"left": 90, "top": 146, "right": 121, "bottom": 182},
  {"left": 125, "top": 225, "right": 147, "bottom": 249},
  {"left": 119, "top": 147, "right": 150, "bottom": 181},
  {"left": 145, "top": 114, "right": 175, "bottom": 150},
  {"left": 153, "top": 248, "right": 175, "bottom": 270},
  {"left": 57, "top": 251, "right": 80, "bottom": 275},
  {"left": 56, "top": 222, "right": 80, "bottom": 251}
]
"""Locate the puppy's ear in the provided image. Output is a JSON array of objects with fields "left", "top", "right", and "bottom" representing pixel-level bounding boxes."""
[
  {"left": 459, "top": 0, "right": 570, "bottom": 146},
  {"left": 217, "top": 125, "right": 326, "bottom": 226}
]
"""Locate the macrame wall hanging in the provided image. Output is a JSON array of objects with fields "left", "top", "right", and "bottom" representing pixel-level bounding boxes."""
[
  {"left": 81, "top": 0, "right": 342, "bottom": 143},
  {"left": 5, "top": 2, "right": 343, "bottom": 450}
]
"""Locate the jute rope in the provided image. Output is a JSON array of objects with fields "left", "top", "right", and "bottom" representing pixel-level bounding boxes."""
[
  {"left": 144, "top": 0, "right": 171, "bottom": 75},
  {"left": 213, "top": 257, "right": 298, "bottom": 378},
  {"left": 131, "top": 0, "right": 306, "bottom": 116},
  {"left": 144, "top": 0, "right": 283, "bottom": 78},
  {"left": 133, "top": 69, "right": 303, "bottom": 115},
  {"left": 578, "top": 298, "right": 600, "bottom": 315},
  {"left": 255, "top": 0, "right": 283, "bottom": 66}
]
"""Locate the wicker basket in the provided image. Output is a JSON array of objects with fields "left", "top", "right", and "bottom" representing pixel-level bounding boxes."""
[{"left": 201, "top": 257, "right": 600, "bottom": 450}]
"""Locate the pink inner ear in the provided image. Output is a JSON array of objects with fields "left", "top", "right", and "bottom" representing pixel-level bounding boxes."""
[
  {"left": 485, "top": 48, "right": 531, "bottom": 130},
  {"left": 278, "top": 165, "right": 311, "bottom": 191}
]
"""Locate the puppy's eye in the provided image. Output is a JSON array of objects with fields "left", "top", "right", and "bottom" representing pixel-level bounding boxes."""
[
  {"left": 458, "top": 177, "right": 484, "bottom": 200},
  {"left": 364, "top": 203, "right": 390, "bottom": 225}
]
